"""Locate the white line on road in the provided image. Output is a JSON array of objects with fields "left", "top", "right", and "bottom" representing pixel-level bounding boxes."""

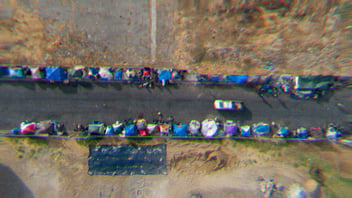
[{"left": 151, "top": 0, "right": 157, "bottom": 63}]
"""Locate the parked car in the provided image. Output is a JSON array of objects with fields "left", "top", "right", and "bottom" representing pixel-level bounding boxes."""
[{"left": 214, "top": 100, "right": 244, "bottom": 111}]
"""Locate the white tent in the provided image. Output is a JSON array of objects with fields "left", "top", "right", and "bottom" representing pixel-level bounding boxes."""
[
  {"left": 30, "top": 67, "right": 42, "bottom": 79},
  {"left": 99, "top": 67, "right": 113, "bottom": 80},
  {"left": 201, "top": 119, "right": 218, "bottom": 137},
  {"left": 189, "top": 120, "right": 201, "bottom": 136}
]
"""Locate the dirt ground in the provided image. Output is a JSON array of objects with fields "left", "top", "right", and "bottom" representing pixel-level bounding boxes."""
[
  {"left": 0, "top": 0, "right": 351, "bottom": 75},
  {"left": 0, "top": 138, "right": 351, "bottom": 198}
]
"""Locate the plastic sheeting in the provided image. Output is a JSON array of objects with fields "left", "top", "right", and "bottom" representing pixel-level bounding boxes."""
[
  {"left": 88, "top": 144, "right": 167, "bottom": 176},
  {"left": 253, "top": 122, "right": 270, "bottom": 136},
  {"left": 189, "top": 120, "right": 201, "bottom": 136},
  {"left": 173, "top": 124, "right": 188, "bottom": 137},
  {"left": 225, "top": 75, "right": 248, "bottom": 84},
  {"left": 45, "top": 67, "right": 67, "bottom": 81},
  {"left": 201, "top": 119, "right": 218, "bottom": 137},
  {"left": 225, "top": 120, "right": 237, "bottom": 136}
]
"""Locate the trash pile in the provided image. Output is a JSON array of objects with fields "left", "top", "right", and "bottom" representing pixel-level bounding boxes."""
[
  {"left": 8, "top": 113, "right": 347, "bottom": 143},
  {"left": 0, "top": 66, "right": 349, "bottom": 100}
]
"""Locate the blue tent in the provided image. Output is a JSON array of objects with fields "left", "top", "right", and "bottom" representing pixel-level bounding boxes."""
[
  {"left": 158, "top": 69, "right": 171, "bottom": 81},
  {"left": 225, "top": 75, "right": 248, "bottom": 84},
  {"left": 209, "top": 75, "right": 222, "bottom": 83},
  {"left": 105, "top": 126, "right": 114, "bottom": 136},
  {"left": 296, "top": 127, "right": 308, "bottom": 139},
  {"left": 88, "top": 67, "right": 99, "bottom": 79},
  {"left": 0, "top": 67, "right": 9, "bottom": 77},
  {"left": 125, "top": 124, "right": 137, "bottom": 136},
  {"left": 45, "top": 67, "right": 67, "bottom": 81},
  {"left": 241, "top": 126, "right": 251, "bottom": 137},
  {"left": 115, "top": 69, "right": 123, "bottom": 80},
  {"left": 253, "top": 122, "right": 270, "bottom": 136},
  {"left": 173, "top": 124, "right": 188, "bottom": 137},
  {"left": 277, "top": 127, "right": 289, "bottom": 137}
]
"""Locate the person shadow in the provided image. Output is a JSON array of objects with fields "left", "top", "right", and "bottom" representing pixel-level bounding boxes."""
[{"left": 0, "top": 163, "right": 34, "bottom": 198}]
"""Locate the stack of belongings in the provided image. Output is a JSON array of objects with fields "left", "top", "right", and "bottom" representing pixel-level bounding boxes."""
[{"left": 189, "top": 120, "right": 201, "bottom": 136}]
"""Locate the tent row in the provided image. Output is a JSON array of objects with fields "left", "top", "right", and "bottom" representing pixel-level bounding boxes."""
[{"left": 10, "top": 119, "right": 344, "bottom": 141}]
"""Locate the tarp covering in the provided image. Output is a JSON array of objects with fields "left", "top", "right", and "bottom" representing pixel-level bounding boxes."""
[
  {"left": 88, "top": 123, "right": 105, "bottom": 135},
  {"left": 201, "top": 119, "right": 218, "bottom": 137},
  {"left": 241, "top": 125, "right": 251, "bottom": 137},
  {"left": 9, "top": 67, "right": 25, "bottom": 78},
  {"left": 0, "top": 67, "right": 9, "bottom": 77},
  {"left": 124, "top": 124, "right": 137, "bottom": 136},
  {"left": 173, "top": 124, "right": 188, "bottom": 137},
  {"left": 225, "top": 120, "right": 237, "bottom": 136},
  {"left": 294, "top": 75, "right": 336, "bottom": 90},
  {"left": 88, "top": 144, "right": 167, "bottom": 176},
  {"left": 158, "top": 69, "right": 171, "bottom": 81},
  {"left": 45, "top": 67, "right": 67, "bottom": 81},
  {"left": 99, "top": 67, "right": 113, "bottom": 81},
  {"left": 253, "top": 122, "right": 270, "bottom": 136},
  {"left": 225, "top": 75, "right": 248, "bottom": 84},
  {"left": 189, "top": 120, "right": 201, "bottom": 136}
]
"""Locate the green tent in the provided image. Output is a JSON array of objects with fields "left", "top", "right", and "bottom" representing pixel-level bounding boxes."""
[{"left": 294, "top": 75, "right": 336, "bottom": 90}]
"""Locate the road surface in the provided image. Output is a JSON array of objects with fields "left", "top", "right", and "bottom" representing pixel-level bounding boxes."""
[{"left": 0, "top": 81, "right": 351, "bottom": 130}]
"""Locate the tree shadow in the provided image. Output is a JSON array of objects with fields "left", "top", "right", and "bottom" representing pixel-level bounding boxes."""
[{"left": 0, "top": 163, "right": 34, "bottom": 198}]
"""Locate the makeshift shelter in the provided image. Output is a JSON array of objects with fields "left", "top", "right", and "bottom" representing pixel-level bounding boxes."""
[
  {"left": 209, "top": 75, "right": 222, "bottom": 83},
  {"left": 147, "top": 124, "right": 158, "bottom": 135},
  {"left": 99, "top": 67, "right": 113, "bottom": 81},
  {"left": 225, "top": 120, "right": 237, "bottom": 136},
  {"left": 189, "top": 120, "right": 201, "bottom": 136},
  {"left": 326, "top": 127, "right": 341, "bottom": 141},
  {"left": 277, "top": 127, "right": 289, "bottom": 137},
  {"left": 296, "top": 127, "right": 308, "bottom": 139},
  {"left": 294, "top": 76, "right": 336, "bottom": 90},
  {"left": 45, "top": 67, "right": 68, "bottom": 81},
  {"left": 124, "top": 124, "right": 137, "bottom": 136},
  {"left": 88, "top": 67, "right": 100, "bottom": 79},
  {"left": 173, "top": 124, "right": 188, "bottom": 137},
  {"left": 253, "top": 122, "right": 270, "bottom": 136},
  {"left": 88, "top": 122, "right": 105, "bottom": 135},
  {"left": 20, "top": 121, "right": 37, "bottom": 135},
  {"left": 36, "top": 120, "right": 57, "bottom": 135},
  {"left": 0, "top": 67, "right": 9, "bottom": 77},
  {"left": 225, "top": 75, "right": 248, "bottom": 84},
  {"left": 159, "top": 124, "right": 171, "bottom": 136},
  {"left": 112, "top": 121, "right": 124, "bottom": 135},
  {"left": 201, "top": 119, "right": 218, "bottom": 137},
  {"left": 9, "top": 67, "right": 25, "bottom": 78},
  {"left": 105, "top": 126, "right": 115, "bottom": 135},
  {"left": 68, "top": 66, "right": 86, "bottom": 80},
  {"left": 240, "top": 125, "right": 251, "bottom": 137},
  {"left": 30, "top": 67, "right": 43, "bottom": 79}
]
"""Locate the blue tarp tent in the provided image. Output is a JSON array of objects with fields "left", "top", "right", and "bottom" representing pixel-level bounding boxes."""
[
  {"left": 125, "top": 124, "right": 137, "bottom": 136},
  {"left": 241, "top": 125, "right": 251, "bottom": 137},
  {"left": 225, "top": 120, "right": 237, "bottom": 136},
  {"left": 88, "top": 67, "right": 100, "bottom": 79},
  {"left": 173, "top": 124, "right": 188, "bottom": 137},
  {"left": 115, "top": 69, "right": 123, "bottom": 80},
  {"left": 0, "top": 67, "right": 9, "bottom": 77},
  {"left": 105, "top": 126, "right": 114, "bottom": 136},
  {"left": 253, "top": 122, "right": 270, "bottom": 136},
  {"left": 225, "top": 75, "right": 248, "bottom": 84},
  {"left": 158, "top": 69, "right": 171, "bottom": 81},
  {"left": 9, "top": 67, "right": 25, "bottom": 78},
  {"left": 277, "top": 127, "right": 289, "bottom": 137},
  {"left": 296, "top": 127, "right": 308, "bottom": 139},
  {"left": 45, "top": 67, "right": 67, "bottom": 81}
]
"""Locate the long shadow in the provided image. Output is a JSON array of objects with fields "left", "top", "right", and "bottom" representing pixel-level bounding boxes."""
[
  {"left": 260, "top": 95, "right": 273, "bottom": 108},
  {"left": 0, "top": 81, "right": 36, "bottom": 91},
  {"left": 78, "top": 81, "right": 93, "bottom": 90},
  {"left": 0, "top": 164, "right": 34, "bottom": 198},
  {"left": 217, "top": 106, "right": 252, "bottom": 123}
]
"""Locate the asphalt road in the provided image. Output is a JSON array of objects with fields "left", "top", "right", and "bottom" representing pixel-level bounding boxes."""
[{"left": 0, "top": 81, "right": 351, "bottom": 130}]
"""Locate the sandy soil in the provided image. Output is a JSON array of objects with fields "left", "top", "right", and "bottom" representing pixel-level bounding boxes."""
[
  {"left": 0, "top": 0, "right": 351, "bottom": 75},
  {"left": 0, "top": 138, "right": 351, "bottom": 198}
]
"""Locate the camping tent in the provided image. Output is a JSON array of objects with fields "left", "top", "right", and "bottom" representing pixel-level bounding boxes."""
[
  {"left": 201, "top": 119, "right": 218, "bottom": 137},
  {"left": 20, "top": 121, "right": 37, "bottom": 135},
  {"left": 240, "top": 125, "right": 251, "bottom": 137},
  {"left": 158, "top": 69, "right": 171, "bottom": 82},
  {"left": 253, "top": 122, "right": 270, "bottom": 136},
  {"left": 45, "top": 67, "right": 68, "bottom": 81},
  {"left": 88, "top": 123, "right": 105, "bottom": 135},
  {"left": 225, "top": 120, "right": 237, "bottom": 136},
  {"left": 68, "top": 66, "right": 86, "bottom": 80},
  {"left": 189, "top": 120, "right": 201, "bottom": 136},
  {"left": 225, "top": 75, "right": 248, "bottom": 84},
  {"left": 112, "top": 121, "right": 124, "bottom": 135},
  {"left": 277, "top": 127, "right": 289, "bottom": 137},
  {"left": 296, "top": 127, "right": 308, "bottom": 139},
  {"left": 99, "top": 67, "right": 113, "bottom": 81},
  {"left": 88, "top": 67, "right": 100, "bottom": 79},
  {"left": 173, "top": 124, "right": 188, "bottom": 137},
  {"left": 115, "top": 69, "right": 123, "bottom": 80},
  {"left": 9, "top": 67, "right": 25, "bottom": 78},
  {"left": 30, "top": 67, "right": 43, "bottom": 79},
  {"left": 124, "top": 124, "right": 137, "bottom": 136}
]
